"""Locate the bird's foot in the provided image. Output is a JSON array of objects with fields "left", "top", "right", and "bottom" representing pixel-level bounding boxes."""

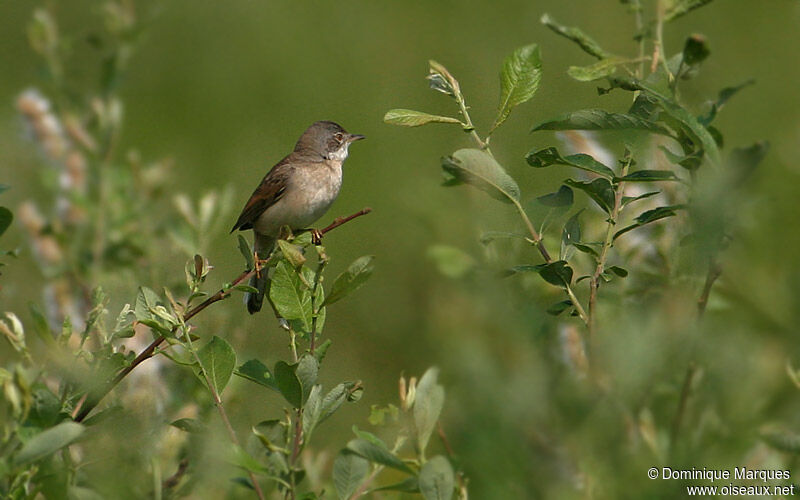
[
  {"left": 254, "top": 251, "right": 262, "bottom": 278},
  {"left": 310, "top": 229, "right": 323, "bottom": 246}
]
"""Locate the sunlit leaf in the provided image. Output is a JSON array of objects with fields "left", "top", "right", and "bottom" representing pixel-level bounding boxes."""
[
  {"left": 414, "top": 368, "right": 445, "bottom": 454},
  {"left": 384, "top": 109, "right": 462, "bottom": 127},
  {"left": 197, "top": 335, "right": 236, "bottom": 395},
  {"left": 323, "top": 255, "right": 374, "bottom": 306},
  {"left": 491, "top": 44, "right": 542, "bottom": 132},
  {"left": 441, "top": 148, "right": 520, "bottom": 203},
  {"left": 533, "top": 109, "right": 672, "bottom": 136},
  {"left": 419, "top": 456, "right": 455, "bottom": 500},
  {"left": 333, "top": 450, "right": 369, "bottom": 500},
  {"left": 15, "top": 422, "right": 85, "bottom": 465}
]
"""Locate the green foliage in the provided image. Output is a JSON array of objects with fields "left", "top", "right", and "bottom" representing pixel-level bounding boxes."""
[
  {"left": 441, "top": 148, "right": 520, "bottom": 203},
  {"left": 491, "top": 44, "right": 542, "bottom": 132}
]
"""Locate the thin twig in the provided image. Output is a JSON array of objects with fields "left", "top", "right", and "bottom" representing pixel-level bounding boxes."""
[
  {"left": 183, "top": 324, "right": 266, "bottom": 500},
  {"left": 588, "top": 156, "right": 632, "bottom": 337},
  {"left": 161, "top": 458, "right": 189, "bottom": 491},
  {"left": 669, "top": 362, "right": 697, "bottom": 453},
  {"left": 697, "top": 258, "right": 722, "bottom": 318},
  {"left": 74, "top": 207, "right": 373, "bottom": 422}
]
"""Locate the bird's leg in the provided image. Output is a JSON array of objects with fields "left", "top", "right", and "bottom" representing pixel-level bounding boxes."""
[
  {"left": 310, "top": 229, "right": 323, "bottom": 246},
  {"left": 254, "top": 251, "right": 262, "bottom": 278}
]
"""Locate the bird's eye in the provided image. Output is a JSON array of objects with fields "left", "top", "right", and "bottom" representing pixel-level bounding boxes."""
[{"left": 334, "top": 133, "right": 344, "bottom": 142}]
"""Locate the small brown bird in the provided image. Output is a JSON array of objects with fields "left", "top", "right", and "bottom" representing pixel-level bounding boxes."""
[{"left": 231, "top": 121, "right": 365, "bottom": 314}]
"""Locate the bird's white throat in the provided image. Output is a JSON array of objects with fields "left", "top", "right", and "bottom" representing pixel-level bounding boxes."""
[{"left": 327, "top": 142, "right": 350, "bottom": 161}]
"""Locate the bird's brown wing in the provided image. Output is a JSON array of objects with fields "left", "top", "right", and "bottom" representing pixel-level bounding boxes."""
[{"left": 230, "top": 159, "right": 293, "bottom": 232}]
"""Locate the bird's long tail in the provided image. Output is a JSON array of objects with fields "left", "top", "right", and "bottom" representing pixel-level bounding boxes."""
[{"left": 245, "top": 233, "right": 276, "bottom": 314}]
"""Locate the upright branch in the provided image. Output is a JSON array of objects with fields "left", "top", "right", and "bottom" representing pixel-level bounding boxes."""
[
  {"left": 588, "top": 156, "right": 632, "bottom": 337},
  {"left": 74, "top": 207, "right": 372, "bottom": 422}
]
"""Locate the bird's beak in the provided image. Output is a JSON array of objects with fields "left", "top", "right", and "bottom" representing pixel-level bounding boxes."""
[{"left": 347, "top": 133, "right": 366, "bottom": 142}]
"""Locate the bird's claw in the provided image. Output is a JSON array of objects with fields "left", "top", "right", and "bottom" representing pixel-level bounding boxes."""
[{"left": 311, "top": 229, "right": 323, "bottom": 246}]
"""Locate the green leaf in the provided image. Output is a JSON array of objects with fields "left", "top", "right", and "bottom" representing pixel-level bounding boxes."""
[
  {"left": 547, "top": 300, "right": 573, "bottom": 316},
  {"left": 540, "top": 13, "right": 610, "bottom": 59},
  {"left": 573, "top": 243, "right": 599, "bottom": 257},
  {"left": 319, "top": 382, "right": 362, "bottom": 425},
  {"left": 441, "top": 148, "right": 520, "bottom": 203},
  {"left": 682, "top": 34, "right": 709, "bottom": 67},
  {"left": 323, "top": 255, "right": 375, "bottom": 306},
  {"left": 274, "top": 361, "right": 302, "bottom": 408},
  {"left": 373, "top": 477, "right": 421, "bottom": 493},
  {"left": 302, "top": 385, "right": 323, "bottom": 438},
  {"left": 15, "top": 422, "right": 85, "bottom": 465},
  {"left": 333, "top": 450, "right": 370, "bottom": 500},
  {"left": 0, "top": 207, "right": 12, "bottom": 238},
  {"left": 491, "top": 44, "right": 542, "bottom": 132},
  {"left": 728, "top": 142, "right": 769, "bottom": 185},
  {"left": 699, "top": 80, "right": 754, "bottom": 125},
  {"left": 346, "top": 437, "right": 412, "bottom": 473},
  {"left": 616, "top": 170, "right": 678, "bottom": 182},
  {"left": 270, "top": 260, "right": 312, "bottom": 329},
  {"left": 606, "top": 266, "right": 629, "bottom": 277},
  {"left": 614, "top": 205, "right": 684, "bottom": 241},
  {"left": 532, "top": 109, "right": 671, "bottom": 136},
  {"left": 296, "top": 354, "right": 319, "bottom": 405},
  {"left": 567, "top": 58, "right": 626, "bottom": 82},
  {"left": 237, "top": 235, "right": 254, "bottom": 269},
  {"left": 665, "top": 0, "right": 714, "bottom": 21},
  {"left": 233, "top": 284, "right": 260, "bottom": 294},
  {"left": 536, "top": 186, "right": 574, "bottom": 207},
  {"left": 235, "top": 359, "right": 278, "bottom": 392},
  {"left": 562, "top": 210, "right": 582, "bottom": 253},
  {"left": 383, "top": 109, "right": 463, "bottom": 127},
  {"left": 197, "top": 335, "right": 236, "bottom": 395},
  {"left": 761, "top": 429, "right": 800, "bottom": 454},
  {"left": 537, "top": 260, "right": 574, "bottom": 288},
  {"left": 621, "top": 190, "right": 661, "bottom": 208},
  {"left": 134, "top": 286, "right": 162, "bottom": 322},
  {"left": 277, "top": 240, "right": 306, "bottom": 268},
  {"left": 170, "top": 418, "right": 204, "bottom": 433},
  {"left": 419, "top": 456, "right": 455, "bottom": 500},
  {"left": 564, "top": 178, "right": 615, "bottom": 214},
  {"left": 426, "top": 245, "right": 475, "bottom": 279},
  {"left": 414, "top": 368, "right": 445, "bottom": 454},
  {"left": 526, "top": 146, "right": 615, "bottom": 178},
  {"left": 479, "top": 231, "right": 528, "bottom": 245}
]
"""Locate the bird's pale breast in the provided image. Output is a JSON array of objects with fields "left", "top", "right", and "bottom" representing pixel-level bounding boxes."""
[{"left": 253, "top": 161, "right": 342, "bottom": 235}]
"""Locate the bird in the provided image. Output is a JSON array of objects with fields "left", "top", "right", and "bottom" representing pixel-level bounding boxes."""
[{"left": 230, "top": 121, "right": 365, "bottom": 314}]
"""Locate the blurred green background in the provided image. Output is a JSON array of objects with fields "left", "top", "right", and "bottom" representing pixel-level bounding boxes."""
[{"left": 2, "top": 0, "right": 800, "bottom": 498}]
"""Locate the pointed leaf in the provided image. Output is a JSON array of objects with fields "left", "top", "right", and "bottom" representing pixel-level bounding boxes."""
[
  {"left": 384, "top": 109, "right": 462, "bottom": 127},
  {"left": 414, "top": 368, "right": 445, "bottom": 454},
  {"left": 441, "top": 148, "right": 520, "bottom": 203},
  {"left": 277, "top": 240, "right": 306, "bottom": 268},
  {"left": 15, "top": 422, "right": 85, "bottom": 465},
  {"left": 0, "top": 207, "right": 12, "bottom": 238},
  {"left": 323, "top": 255, "right": 374, "bottom": 306},
  {"left": 665, "top": 0, "right": 714, "bottom": 21},
  {"left": 527, "top": 147, "right": 615, "bottom": 178},
  {"left": 564, "top": 178, "right": 615, "bottom": 214},
  {"left": 274, "top": 361, "right": 302, "bottom": 408},
  {"left": 614, "top": 205, "right": 684, "bottom": 241},
  {"left": 699, "top": 80, "right": 754, "bottom": 125},
  {"left": 567, "top": 58, "right": 627, "bottom": 82},
  {"left": 419, "top": 456, "right": 455, "bottom": 500},
  {"left": 491, "top": 44, "right": 542, "bottom": 132},
  {"left": 622, "top": 191, "right": 661, "bottom": 208},
  {"left": 536, "top": 186, "right": 574, "bottom": 207},
  {"left": 197, "top": 335, "right": 236, "bottom": 394},
  {"left": 533, "top": 109, "right": 672, "bottom": 136},
  {"left": 237, "top": 235, "right": 254, "bottom": 269},
  {"left": 270, "top": 260, "right": 312, "bottom": 329},
  {"left": 540, "top": 13, "right": 610, "bottom": 59},
  {"left": 616, "top": 170, "right": 678, "bottom": 182},
  {"left": 346, "top": 437, "right": 412, "bottom": 473},
  {"left": 235, "top": 359, "right": 278, "bottom": 392},
  {"left": 562, "top": 210, "right": 582, "bottom": 249},
  {"left": 333, "top": 450, "right": 370, "bottom": 500}
]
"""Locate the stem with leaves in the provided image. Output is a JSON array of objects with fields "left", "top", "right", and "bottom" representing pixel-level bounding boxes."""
[
  {"left": 74, "top": 208, "right": 372, "bottom": 422},
  {"left": 181, "top": 323, "right": 266, "bottom": 500},
  {"left": 588, "top": 156, "right": 632, "bottom": 337}
]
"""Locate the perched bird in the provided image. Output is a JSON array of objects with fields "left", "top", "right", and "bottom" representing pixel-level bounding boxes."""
[{"left": 230, "top": 121, "right": 365, "bottom": 314}]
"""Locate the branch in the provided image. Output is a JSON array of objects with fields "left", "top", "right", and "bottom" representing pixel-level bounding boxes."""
[
  {"left": 74, "top": 207, "right": 373, "bottom": 422},
  {"left": 697, "top": 258, "right": 722, "bottom": 318}
]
